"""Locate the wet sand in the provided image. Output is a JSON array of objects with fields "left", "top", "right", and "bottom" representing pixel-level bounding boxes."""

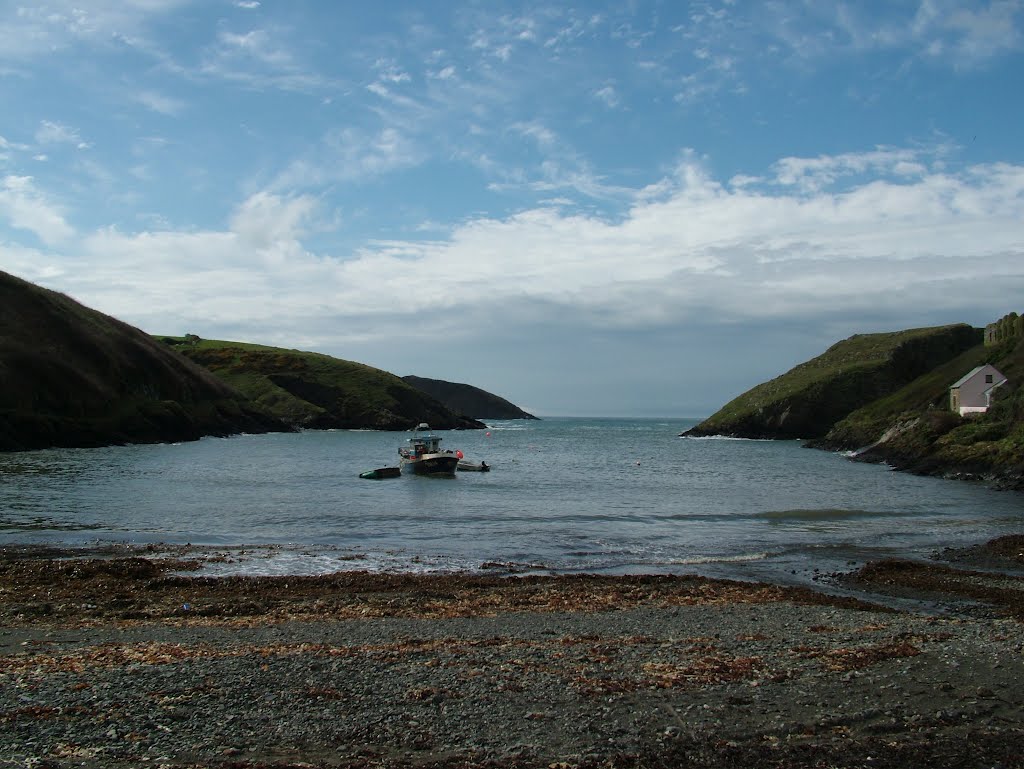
[{"left": 1, "top": 537, "right": 1023, "bottom": 768}]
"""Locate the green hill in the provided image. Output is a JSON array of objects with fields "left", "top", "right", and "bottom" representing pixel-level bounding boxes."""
[
  {"left": 815, "top": 344, "right": 995, "bottom": 450},
  {"left": 683, "top": 324, "right": 982, "bottom": 440},
  {"left": 161, "top": 338, "right": 485, "bottom": 431},
  {"left": 402, "top": 376, "right": 537, "bottom": 420},
  {"left": 831, "top": 322, "right": 1024, "bottom": 488},
  {"left": 0, "top": 271, "right": 286, "bottom": 452}
]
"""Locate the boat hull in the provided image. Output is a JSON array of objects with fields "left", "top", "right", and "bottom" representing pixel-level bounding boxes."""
[
  {"left": 400, "top": 453, "right": 460, "bottom": 476},
  {"left": 359, "top": 467, "right": 401, "bottom": 480}
]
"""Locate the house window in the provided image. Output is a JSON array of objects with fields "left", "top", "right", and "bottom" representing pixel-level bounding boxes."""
[{"left": 985, "top": 374, "right": 994, "bottom": 383}]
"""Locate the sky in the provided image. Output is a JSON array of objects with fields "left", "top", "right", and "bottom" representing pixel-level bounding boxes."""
[{"left": 1, "top": 1, "right": 1023, "bottom": 417}]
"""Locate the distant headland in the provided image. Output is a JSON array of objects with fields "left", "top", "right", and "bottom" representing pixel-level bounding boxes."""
[{"left": 0, "top": 270, "right": 534, "bottom": 452}]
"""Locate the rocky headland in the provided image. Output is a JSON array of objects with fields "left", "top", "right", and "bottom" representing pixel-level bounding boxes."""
[
  {"left": 684, "top": 318, "right": 1024, "bottom": 490},
  {"left": 0, "top": 270, "right": 536, "bottom": 452}
]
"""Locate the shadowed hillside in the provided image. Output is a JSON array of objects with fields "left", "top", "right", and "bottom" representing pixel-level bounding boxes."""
[
  {"left": 683, "top": 324, "right": 982, "bottom": 440},
  {"left": 402, "top": 375, "right": 537, "bottom": 420},
  {"left": 687, "top": 313, "right": 1023, "bottom": 489},
  {"left": 825, "top": 328, "right": 1024, "bottom": 488},
  {"left": 162, "top": 338, "right": 485, "bottom": 431},
  {"left": 0, "top": 271, "right": 287, "bottom": 452}
]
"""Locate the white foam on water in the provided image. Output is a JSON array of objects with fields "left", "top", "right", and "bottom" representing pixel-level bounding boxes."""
[
  {"left": 666, "top": 552, "right": 771, "bottom": 566},
  {"left": 171, "top": 544, "right": 483, "bottom": 578},
  {"left": 681, "top": 435, "right": 780, "bottom": 442}
]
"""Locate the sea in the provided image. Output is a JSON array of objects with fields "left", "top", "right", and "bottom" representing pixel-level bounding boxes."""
[{"left": 1, "top": 417, "right": 1022, "bottom": 589}]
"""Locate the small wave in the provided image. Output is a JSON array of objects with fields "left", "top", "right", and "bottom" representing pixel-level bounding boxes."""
[
  {"left": 164, "top": 544, "right": 481, "bottom": 578},
  {"left": 479, "top": 560, "right": 553, "bottom": 573},
  {"left": 666, "top": 552, "right": 770, "bottom": 566},
  {"left": 681, "top": 435, "right": 779, "bottom": 442},
  {"left": 756, "top": 508, "right": 898, "bottom": 521}
]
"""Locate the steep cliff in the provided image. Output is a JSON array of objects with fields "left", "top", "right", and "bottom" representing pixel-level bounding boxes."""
[
  {"left": 682, "top": 324, "right": 982, "bottom": 440},
  {"left": 833, "top": 333, "right": 1024, "bottom": 489},
  {"left": 0, "top": 271, "right": 287, "bottom": 452}
]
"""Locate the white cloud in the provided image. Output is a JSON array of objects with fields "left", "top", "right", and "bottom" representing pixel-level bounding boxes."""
[
  {"left": 594, "top": 84, "right": 619, "bottom": 108},
  {"left": 0, "top": 175, "right": 75, "bottom": 245},
  {"left": 769, "top": 146, "right": 946, "bottom": 192},
  {"left": 373, "top": 58, "right": 411, "bottom": 84},
  {"left": 229, "top": 191, "right": 318, "bottom": 251},
  {"left": 35, "top": 121, "right": 89, "bottom": 150},
  {"left": 0, "top": 1, "right": 191, "bottom": 60},
  {"left": 215, "top": 29, "right": 292, "bottom": 68},
  {"left": 198, "top": 25, "right": 330, "bottom": 92},
  {"left": 916, "top": 0, "right": 1023, "bottom": 65},
  {"left": 272, "top": 126, "right": 423, "bottom": 189},
  {"left": 135, "top": 90, "right": 186, "bottom": 116},
  {"left": 511, "top": 121, "right": 557, "bottom": 147},
  {"left": 18, "top": 149, "right": 1023, "bottom": 356}
]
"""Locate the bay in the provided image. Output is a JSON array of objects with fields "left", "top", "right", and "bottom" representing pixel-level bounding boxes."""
[{"left": 1, "top": 417, "right": 1021, "bottom": 585}]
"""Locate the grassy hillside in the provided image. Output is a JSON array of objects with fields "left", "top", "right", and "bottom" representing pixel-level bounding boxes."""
[
  {"left": 818, "top": 343, "right": 995, "bottom": 449},
  {"left": 402, "top": 375, "right": 537, "bottom": 420},
  {"left": 840, "top": 332, "right": 1024, "bottom": 488},
  {"left": 684, "top": 324, "right": 982, "bottom": 439},
  {"left": 161, "top": 337, "right": 485, "bottom": 431},
  {"left": 0, "top": 271, "right": 286, "bottom": 452}
]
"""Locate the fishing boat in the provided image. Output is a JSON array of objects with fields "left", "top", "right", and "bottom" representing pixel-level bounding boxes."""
[{"left": 398, "top": 423, "right": 461, "bottom": 476}]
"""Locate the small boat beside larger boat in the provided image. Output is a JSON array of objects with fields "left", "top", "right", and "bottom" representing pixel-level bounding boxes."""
[
  {"left": 359, "top": 467, "right": 401, "bottom": 480},
  {"left": 398, "top": 423, "right": 462, "bottom": 476}
]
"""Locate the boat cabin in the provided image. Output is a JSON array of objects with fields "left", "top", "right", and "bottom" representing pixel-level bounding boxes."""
[
  {"left": 408, "top": 434, "right": 442, "bottom": 455},
  {"left": 403, "top": 423, "right": 443, "bottom": 457}
]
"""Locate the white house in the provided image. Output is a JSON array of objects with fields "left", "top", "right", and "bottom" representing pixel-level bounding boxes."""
[{"left": 949, "top": 364, "right": 1008, "bottom": 415}]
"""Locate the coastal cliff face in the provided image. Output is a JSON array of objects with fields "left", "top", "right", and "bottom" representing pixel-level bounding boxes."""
[
  {"left": 0, "top": 269, "right": 485, "bottom": 452},
  {"left": 0, "top": 271, "right": 287, "bottom": 452},
  {"left": 831, "top": 332, "right": 1024, "bottom": 489},
  {"left": 402, "top": 375, "right": 537, "bottom": 420},
  {"left": 683, "top": 324, "right": 982, "bottom": 440},
  {"left": 170, "top": 340, "right": 485, "bottom": 431},
  {"left": 687, "top": 316, "right": 1024, "bottom": 490}
]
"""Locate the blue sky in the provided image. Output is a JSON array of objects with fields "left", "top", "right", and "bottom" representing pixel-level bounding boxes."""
[{"left": 2, "top": 1, "right": 1023, "bottom": 417}]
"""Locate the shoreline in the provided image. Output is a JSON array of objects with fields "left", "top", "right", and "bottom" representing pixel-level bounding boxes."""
[{"left": 2, "top": 537, "right": 1023, "bottom": 768}]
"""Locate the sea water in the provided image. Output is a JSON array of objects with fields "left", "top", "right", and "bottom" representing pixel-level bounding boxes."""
[{"left": 1, "top": 417, "right": 1021, "bottom": 586}]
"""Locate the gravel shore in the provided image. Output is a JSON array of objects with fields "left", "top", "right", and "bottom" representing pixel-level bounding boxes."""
[{"left": 2, "top": 538, "right": 1023, "bottom": 769}]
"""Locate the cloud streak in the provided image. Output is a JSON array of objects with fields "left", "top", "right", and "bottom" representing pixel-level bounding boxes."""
[
  {"left": 11, "top": 149, "right": 1022, "bottom": 351},
  {"left": 0, "top": 175, "right": 75, "bottom": 245}
]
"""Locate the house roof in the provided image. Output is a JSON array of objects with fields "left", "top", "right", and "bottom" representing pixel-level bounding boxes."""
[
  {"left": 985, "top": 380, "right": 1008, "bottom": 397},
  {"left": 951, "top": 364, "right": 1007, "bottom": 389},
  {"left": 951, "top": 366, "right": 985, "bottom": 389}
]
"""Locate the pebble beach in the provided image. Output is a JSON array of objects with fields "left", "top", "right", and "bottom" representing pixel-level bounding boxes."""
[{"left": 2, "top": 539, "right": 1023, "bottom": 769}]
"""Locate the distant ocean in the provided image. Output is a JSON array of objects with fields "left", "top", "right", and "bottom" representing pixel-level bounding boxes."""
[{"left": 1, "top": 417, "right": 1021, "bottom": 588}]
